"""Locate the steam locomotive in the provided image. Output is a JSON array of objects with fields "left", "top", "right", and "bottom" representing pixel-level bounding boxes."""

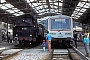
[{"left": 13, "top": 14, "right": 44, "bottom": 46}]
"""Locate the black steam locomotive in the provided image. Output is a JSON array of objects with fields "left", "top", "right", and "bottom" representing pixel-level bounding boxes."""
[{"left": 13, "top": 14, "right": 44, "bottom": 46}]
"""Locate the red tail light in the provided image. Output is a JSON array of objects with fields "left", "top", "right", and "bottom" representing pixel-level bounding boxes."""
[
  {"left": 19, "top": 37, "right": 23, "bottom": 40},
  {"left": 33, "top": 38, "right": 36, "bottom": 41},
  {"left": 24, "top": 37, "right": 28, "bottom": 40}
]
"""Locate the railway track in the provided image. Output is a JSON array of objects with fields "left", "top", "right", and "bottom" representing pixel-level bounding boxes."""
[
  {"left": 0, "top": 44, "right": 89, "bottom": 60},
  {"left": 49, "top": 47, "right": 90, "bottom": 60},
  {"left": 0, "top": 49, "right": 23, "bottom": 60},
  {"left": 0, "top": 45, "right": 37, "bottom": 60},
  {"left": 51, "top": 49, "right": 72, "bottom": 60},
  {"left": 0, "top": 45, "right": 50, "bottom": 60}
]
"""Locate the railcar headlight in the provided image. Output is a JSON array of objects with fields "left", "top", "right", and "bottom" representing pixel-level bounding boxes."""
[
  {"left": 50, "top": 33, "right": 56, "bottom": 35},
  {"left": 65, "top": 33, "right": 72, "bottom": 35},
  {"left": 30, "top": 34, "right": 32, "bottom": 36}
]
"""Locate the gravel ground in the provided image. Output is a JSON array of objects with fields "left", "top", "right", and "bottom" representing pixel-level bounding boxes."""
[{"left": 3, "top": 49, "right": 51, "bottom": 60}]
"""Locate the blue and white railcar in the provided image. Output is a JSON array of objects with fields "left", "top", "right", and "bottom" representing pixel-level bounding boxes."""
[{"left": 47, "top": 15, "right": 73, "bottom": 47}]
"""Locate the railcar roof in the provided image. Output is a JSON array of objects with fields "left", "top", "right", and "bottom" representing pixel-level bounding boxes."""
[{"left": 48, "top": 15, "right": 71, "bottom": 19}]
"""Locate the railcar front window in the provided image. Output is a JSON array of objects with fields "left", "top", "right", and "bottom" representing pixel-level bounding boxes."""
[{"left": 51, "top": 19, "right": 70, "bottom": 30}]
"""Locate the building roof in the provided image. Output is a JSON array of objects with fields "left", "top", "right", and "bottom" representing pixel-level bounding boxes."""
[{"left": 0, "top": 0, "right": 90, "bottom": 26}]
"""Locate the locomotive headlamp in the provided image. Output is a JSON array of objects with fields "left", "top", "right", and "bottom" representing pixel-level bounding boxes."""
[
  {"left": 16, "top": 34, "right": 18, "bottom": 36},
  {"left": 22, "top": 28, "right": 23, "bottom": 30},
  {"left": 30, "top": 34, "right": 32, "bottom": 36},
  {"left": 23, "top": 20, "right": 25, "bottom": 21},
  {"left": 34, "top": 25, "right": 35, "bottom": 27}
]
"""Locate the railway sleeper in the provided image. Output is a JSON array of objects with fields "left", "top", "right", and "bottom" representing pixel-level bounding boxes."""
[{"left": 68, "top": 48, "right": 88, "bottom": 60}]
